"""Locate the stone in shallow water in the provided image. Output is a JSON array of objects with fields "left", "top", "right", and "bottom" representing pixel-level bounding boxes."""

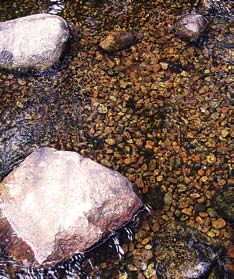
[
  {"left": 154, "top": 221, "right": 219, "bottom": 279},
  {"left": 0, "top": 13, "right": 70, "bottom": 71},
  {"left": 0, "top": 147, "right": 142, "bottom": 267},
  {"left": 213, "top": 185, "right": 234, "bottom": 223},
  {"left": 99, "top": 31, "right": 137, "bottom": 52},
  {"left": 175, "top": 13, "right": 208, "bottom": 42}
]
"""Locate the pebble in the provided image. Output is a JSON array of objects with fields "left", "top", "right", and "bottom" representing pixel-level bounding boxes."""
[
  {"left": 145, "top": 140, "right": 154, "bottom": 149},
  {"left": 152, "top": 222, "right": 160, "bottom": 232},
  {"left": 17, "top": 79, "right": 26, "bottom": 86},
  {"left": 164, "top": 192, "right": 173, "bottom": 205},
  {"left": 99, "top": 31, "right": 136, "bottom": 52},
  {"left": 207, "top": 154, "right": 216, "bottom": 164},
  {"left": 105, "top": 138, "right": 116, "bottom": 145},
  {"left": 207, "top": 208, "right": 217, "bottom": 218},
  {"left": 190, "top": 193, "right": 201, "bottom": 198},
  {"left": 182, "top": 207, "right": 193, "bottom": 216},
  {"left": 145, "top": 244, "right": 152, "bottom": 250},
  {"left": 119, "top": 273, "right": 128, "bottom": 279},
  {"left": 97, "top": 104, "right": 108, "bottom": 114},
  {"left": 200, "top": 176, "right": 209, "bottom": 183},
  {"left": 160, "top": 62, "right": 168, "bottom": 70},
  {"left": 16, "top": 101, "right": 24, "bottom": 108},
  {"left": 177, "top": 184, "right": 187, "bottom": 192},
  {"left": 221, "top": 129, "right": 229, "bottom": 138},
  {"left": 156, "top": 175, "right": 163, "bottom": 182},
  {"left": 124, "top": 157, "right": 137, "bottom": 165},
  {"left": 128, "top": 264, "right": 137, "bottom": 271},
  {"left": 144, "top": 262, "right": 156, "bottom": 278},
  {"left": 212, "top": 218, "right": 226, "bottom": 229}
]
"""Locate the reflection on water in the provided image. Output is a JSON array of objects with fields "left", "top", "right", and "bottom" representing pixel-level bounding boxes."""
[
  {"left": 38, "top": 0, "right": 65, "bottom": 15},
  {"left": 0, "top": 210, "right": 144, "bottom": 279}
]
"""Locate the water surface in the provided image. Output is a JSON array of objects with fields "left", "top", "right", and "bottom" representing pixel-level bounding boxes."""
[{"left": 0, "top": 0, "right": 232, "bottom": 278}]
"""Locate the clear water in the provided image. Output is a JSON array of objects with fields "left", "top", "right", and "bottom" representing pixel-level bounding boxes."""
[{"left": 0, "top": 0, "right": 233, "bottom": 278}]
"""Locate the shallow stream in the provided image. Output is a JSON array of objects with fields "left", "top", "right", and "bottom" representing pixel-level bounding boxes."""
[{"left": 0, "top": 0, "right": 233, "bottom": 278}]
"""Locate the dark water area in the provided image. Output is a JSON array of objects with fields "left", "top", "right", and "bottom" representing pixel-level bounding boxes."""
[{"left": 0, "top": 0, "right": 233, "bottom": 278}]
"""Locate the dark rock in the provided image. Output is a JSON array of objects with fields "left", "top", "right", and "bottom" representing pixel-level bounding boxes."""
[
  {"left": 213, "top": 184, "right": 234, "bottom": 223},
  {"left": 0, "top": 14, "right": 70, "bottom": 71},
  {"left": 194, "top": 203, "right": 207, "bottom": 212},
  {"left": 143, "top": 187, "right": 164, "bottom": 210},
  {"left": 99, "top": 31, "right": 137, "bottom": 52},
  {"left": 199, "top": 0, "right": 232, "bottom": 17},
  {"left": 154, "top": 221, "right": 220, "bottom": 279},
  {"left": 0, "top": 147, "right": 142, "bottom": 267},
  {"left": 175, "top": 13, "right": 208, "bottom": 42},
  {"left": 200, "top": 0, "right": 213, "bottom": 10}
]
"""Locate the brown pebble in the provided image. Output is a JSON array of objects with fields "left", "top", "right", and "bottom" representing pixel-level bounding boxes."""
[
  {"left": 160, "top": 62, "right": 168, "bottom": 70},
  {"left": 105, "top": 138, "right": 116, "bottom": 145},
  {"left": 99, "top": 31, "right": 137, "bottom": 52},
  {"left": 182, "top": 207, "right": 193, "bottom": 216},
  {"left": 145, "top": 140, "right": 154, "bottom": 149},
  {"left": 124, "top": 157, "right": 137, "bottom": 165},
  {"left": 196, "top": 216, "right": 205, "bottom": 225},
  {"left": 135, "top": 138, "right": 143, "bottom": 146},
  {"left": 152, "top": 222, "right": 160, "bottom": 232},
  {"left": 190, "top": 193, "right": 201, "bottom": 198},
  {"left": 212, "top": 218, "right": 226, "bottom": 229}
]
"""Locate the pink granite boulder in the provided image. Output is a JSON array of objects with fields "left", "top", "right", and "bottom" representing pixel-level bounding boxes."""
[{"left": 0, "top": 147, "right": 142, "bottom": 267}]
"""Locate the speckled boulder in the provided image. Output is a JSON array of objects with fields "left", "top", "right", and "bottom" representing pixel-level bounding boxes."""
[
  {"left": 0, "top": 147, "right": 142, "bottom": 267},
  {"left": 175, "top": 13, "right": 208, "bottom": 42},
  {"left": 0, "top": 14, "right": 70, "bottom": 71}
]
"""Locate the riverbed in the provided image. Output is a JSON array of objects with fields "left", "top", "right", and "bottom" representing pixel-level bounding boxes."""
[{"left": 0, "top": 0, "right": 233, "bottom": 278}]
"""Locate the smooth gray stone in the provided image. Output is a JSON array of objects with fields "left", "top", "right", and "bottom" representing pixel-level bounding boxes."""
[{"left": 0, "top": 14, "right": 70, "bottom": 71}]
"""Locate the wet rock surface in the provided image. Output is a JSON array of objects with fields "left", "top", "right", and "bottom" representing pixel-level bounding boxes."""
[
  {"left": 99, "top": 32, "right": 137, "bottom": 52},
  {"left": 0, "top": 147, "right": 142, "bottom": 267},
  {"left": 175, "top": 13, "right": 208, "bottom": 42},
  {"left": 199, "top": 0, "right": 233, "bottom": 17},
  {"left": 153, "top": 222, "right": 220, "bottom": 279},
  {"left": 0, "top": 13, "right": 70, "bottom": 71}
]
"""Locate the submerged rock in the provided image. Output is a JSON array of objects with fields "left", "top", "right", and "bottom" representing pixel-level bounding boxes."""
[
  {"left": 154, "top": 221, "right": 220, "bottom": 279},
  {"left": 199, "top": 0, "right": 232, "bottom": 16},
  {"left": 99, "top": 31, "right": 137, "bottom": 52},
  {"left": 175, "top": 13, "right": 208, "bottom": 42},
  {"left": 199, "top": 0, "right": 213, "bottom": 10},
  {"left": 0, "top": 147, "right": 142, "bottom": 267},
  {"left": 0, "top": 14, "right": 70, "bottom": 71},
  {"left": 213, "top": 184, "right": 234, "bottom": 223}
]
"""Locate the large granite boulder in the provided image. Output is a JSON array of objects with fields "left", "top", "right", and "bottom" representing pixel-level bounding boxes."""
[
  {"left": 0, "top": 14, "right": 70, "bottom": 71},
  {"left": 0, "top": 147, "right": 142, "bottom": 267}
]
